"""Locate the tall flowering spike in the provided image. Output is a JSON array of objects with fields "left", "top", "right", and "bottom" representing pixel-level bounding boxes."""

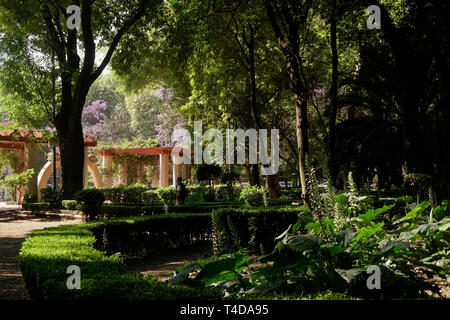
[
  {"left": 334, "top": 202, "right": 347, "bottom": 231},
  {"left": 348, "top": 171, "right": 360, "bottom": 216},
  {"left": 305, "top": 158, "right": 323, "bottom": 221}
]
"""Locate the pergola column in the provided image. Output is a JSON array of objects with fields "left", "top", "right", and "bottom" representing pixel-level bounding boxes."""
[
  {"left": 152, "top": 168, "right": 160, "bottom": 188},
  {"left": 181, "top": 164, "right": 189, "bottom": 180},
  {"left": 119, "top": 163, "right": 128, "bottom": 186},
  {"left": 159, "top": 154, "right": 169, "bottom": 187},
  {"left": 102, "top": 155, "right": 113, "bottom": 188},
  {"left": 138, "top": 161, "right": 145, "bottom": 184},
  {"left": 172, "top": 163, "right": 182, "bottom": 186},
  {"left": 83, "top": 146, "right": 89, "bottom": 187},
  {"left": 15, "top": 148, "right": 25, "bottom": 202},
  {"left": 24, "top": 142, "right": 39, "bottom": 194}
]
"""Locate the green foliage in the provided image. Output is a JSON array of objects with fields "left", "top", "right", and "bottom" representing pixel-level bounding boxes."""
[
  {"left": 61, "top": 200, "right": 78, "bottom": 211},
  {"left": 143, "top": 190, "right": 160, "bottom": 204},
  {"left": 21, "top": 202, "right": 50, "bottom": 212},
  {"left": 156, "top": 187, "right": 176, "bottom": 210},
  {"left": 99, "top": 188, "right": 123, "bottom": 202},
  {"left": 121, "top": 183, "right": 149, "bottom": 203},
  {"left": 19, "top": 219, "right": 220, "bottom": 300},
  {"left": 39, "top": 187, "right": 60, "bottom": 209},
  {"left": 74, "top": 188, "right": 106, "bottom": 220},
  {"left": 90, "top": 213, "right": 212, "bottom": 256},
  {"left": 203, "top": 186, "right": 216, "bottom": 202},
  {"left": 404, "top": 173, "right": 433, "bottom": 204},
  {"left": 194, "top": 164, "right": 222, "bottom": 183},
  {"left": 1, "top": 168, "right": 35, "bottom": 202},
  {"left": 211, "top": 206, "right": 308, "bottom": 255},
  {"left": 220, "top": 170, "right": 240, "bottom": 185},
  {"left": 177, "top": 195, "right": 449, "bottom": 300},
  {"left": 23, "top": 192, "right": 37, "bottom": 204},
  {"left": 0, "top": 149, "right": 17, "bottom": 174},
  {"left": 433, "top": 200, "right": 450, "bottom": 221},
  {"left": 239, "top": 186, "right": 268, "bottom": 207}
]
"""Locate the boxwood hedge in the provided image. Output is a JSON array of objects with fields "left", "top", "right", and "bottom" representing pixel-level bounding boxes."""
[
  {"left": 211, "top": 206, "right": 312, "bottom": 255},
  {"left": 19, "top": 214, "right": 220, "bottom": 300}
]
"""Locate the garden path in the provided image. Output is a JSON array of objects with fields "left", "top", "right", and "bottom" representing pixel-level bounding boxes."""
[{"left": 0, "top": 212, "right": 81, "bottom": 300}]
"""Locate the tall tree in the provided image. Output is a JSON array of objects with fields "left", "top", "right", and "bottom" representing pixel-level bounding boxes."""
[
  {"left": 0, "top": 0, "right": 161, "bottom": 197},
  {"left": 264, "top": 0, "right": 313, "bottom": 207}
]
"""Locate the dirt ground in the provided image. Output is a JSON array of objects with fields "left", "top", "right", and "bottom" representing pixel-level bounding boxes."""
[
  {"left": 0, "top": 211, "right": 81, "bottom": 300},
  {"left": 124, "top": 243, "right": 213, "bottom": 282}
]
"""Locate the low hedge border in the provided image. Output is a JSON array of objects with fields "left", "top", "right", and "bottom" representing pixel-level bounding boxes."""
[
  {"left": 19, "top": 214, "right": 220, "bottom": 300},
  {"left": 100, "top": 202, "right": 243, "bottom": 218},
  {"left": 90, "top": 213, "right": 213, "bottom": 256},
  {"left": 21, "top": 202, "right": 50, "bottom": 212},
  {"left": 212, "top": 206, "right": 312, "bottom": 255}
]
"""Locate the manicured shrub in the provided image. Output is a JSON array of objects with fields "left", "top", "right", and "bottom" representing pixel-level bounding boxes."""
[
  {"left": 239, "top": 186, "right": 268, "bottom": 207},
  {"left": 268, "top": 197, "right": 293, "bottom": 206},
  {"left": 280, "top": 188, "right": 302, "bottom": 200},
  {"left": 143, "top": 190, "right": 160, "bottom": 203},
  {"left": 61, "top": 200, "right": 78, "bottom": 210},
  {"left": 203, "top": 186, "right": 216, "bottom": 202},
  {"left": 100, "top": 203, "right": 164, "bottom": 218},
  {"left": 156, "top": 187, "right": 176, "bottom": 207},
  {"left": 74, "top": 188, "right": 106, "bottom": 220},
  {"left": 122, "top": 183, "right": 149, "bottom": 203},
  {"left": 211, "top": 206, "right": 310, "bottom": 255},
  {"left": 23, "top": 192, "right": 37, "bottom": 204},
  {"left": 99, "top": 202, "right": 242, "bottom": 218},
  {"left": 186, "top": 185, "right": 206, "bottom": 202},
  {"left": 40, "top": 187, "right": 61, "bottom": 209},
  {"left": 22, "top": 202, "right": 50, "bottom": 212},
  {"left": 100, "top": 188, "right": 123, "bottom": 202},
  {"left": 90, "top": 214, "right": 213, "bottom": 256},
  {"left": 19, "top": 219, "right": 220, "bottom": 300},
  {"left": 214, "top": 184, "right": 238, "bottom": 201}
]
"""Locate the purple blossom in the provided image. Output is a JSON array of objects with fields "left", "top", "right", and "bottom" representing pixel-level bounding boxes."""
[
  {"left": 155, "top": 113, "right": 187, "bottom": 147},
  {"left": 82, "top": 100, "right": 109, "bottom": 139},
  {"left": 156, "top": 86, "right": 175, "bottom": 102}
]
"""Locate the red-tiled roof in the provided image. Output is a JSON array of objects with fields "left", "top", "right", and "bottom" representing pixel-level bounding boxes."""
[
  {"left": 0, "top": 130, "right": 97, "bottom": 147},
  {"left": 92, "top": 147, "right": 194, "bottom": 156}
]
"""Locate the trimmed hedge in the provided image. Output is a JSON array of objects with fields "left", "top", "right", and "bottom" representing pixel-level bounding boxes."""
[
  {"left": 40, "top": 187, "right": 61, "bottom": 209},
  {"left": 99, "top": 201, "right": 243, "bottom": 218},
  {"left": 21, "top": 202, "right": 50, "bottom": 212},
  {"left": 19, "top": 214, "right": 220, "bottom": 300},
  {"left": 62, "top": 200, "right": 78, "bottom": 210},
  {"left": 90, "top": 213, "right": 213, "bottom": 256},
  {"left": 212, "top": 206, "right": 312, "bottom": 255}
]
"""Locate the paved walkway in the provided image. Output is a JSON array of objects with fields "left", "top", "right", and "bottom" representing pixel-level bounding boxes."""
[{"left": 0, "top": 212, "right": 80, "bottom": 300}]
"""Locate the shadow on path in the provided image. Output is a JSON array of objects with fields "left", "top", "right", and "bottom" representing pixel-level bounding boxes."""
[{"left": 0, "top": 212, "right": 81, "bottom": 300}]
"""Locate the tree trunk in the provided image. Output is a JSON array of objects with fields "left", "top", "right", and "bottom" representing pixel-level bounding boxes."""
[
  {"left": 264, "top": 0, "right": 312, "bottom": 209},
  {"left": 267, "top": 174, "right": 281, "bottom": 198},
  {"left": 328, "top": 7, "right": 339, "bottom": 186},
  {"left": 57, "top": 102, "right": 85, "bottom": 199},
  {"left": 248, "top": 164, "right": 260, "bottom": 186}
]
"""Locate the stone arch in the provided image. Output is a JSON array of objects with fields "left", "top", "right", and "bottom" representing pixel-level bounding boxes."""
[
  {"left": 37, "top": 157, "right": 102, "bottom": 201},
  {"left": 87, "top": 161, "right": 102, "bottom": 189}
]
